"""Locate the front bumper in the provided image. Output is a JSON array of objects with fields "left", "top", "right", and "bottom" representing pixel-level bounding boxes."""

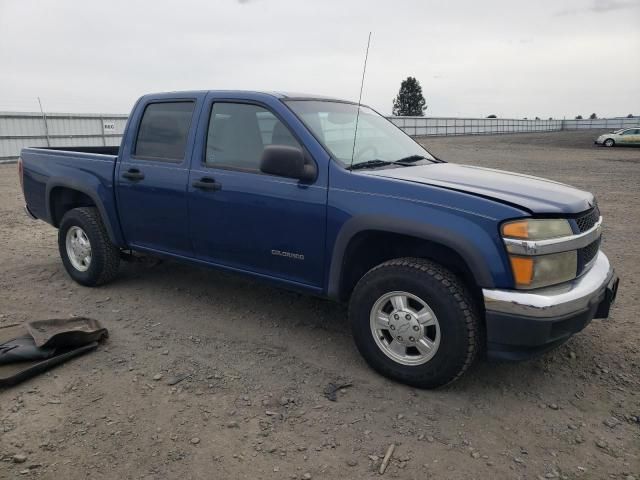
[{"left": 483, "top": 251, "right": 618, "bottom": 361}]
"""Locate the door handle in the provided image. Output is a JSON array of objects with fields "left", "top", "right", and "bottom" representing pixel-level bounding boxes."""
[
  {"left": 122, "top": 168, "right": 145, "bottom": 181},
  {"left": 192, "top": 177, "right": 221, "bottom": 191}
]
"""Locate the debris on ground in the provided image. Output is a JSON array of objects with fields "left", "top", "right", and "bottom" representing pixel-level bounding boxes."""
[
  {"left": 0, "top": 318, "right": 107, "bottom": 387},
  {"left": 379, "top": 443, "right": 396, "bottom": 474},
  {"left": 166, "top": 373, "right": 190, "bottom": 386},
  {"left": 322, "top": 381, "right": 353, "bottom": 401}
]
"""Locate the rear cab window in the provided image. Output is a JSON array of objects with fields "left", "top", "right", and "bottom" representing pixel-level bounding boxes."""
[{"left": 134, "top": 102, "right": 195, "bottom": 161}]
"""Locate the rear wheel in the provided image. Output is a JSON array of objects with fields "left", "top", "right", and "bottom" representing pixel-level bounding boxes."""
[
  {"left": 349, "top": 258, "right": 481, "bottom": 388},
  {"left": 604, "top": 138, "right": 615, "bottom": 147},
  {"left": 58, "top": 207, "right": 120, "bottom": 286}
]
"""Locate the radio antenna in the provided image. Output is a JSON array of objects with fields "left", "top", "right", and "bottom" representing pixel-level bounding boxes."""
[{"left": 350, "top": 32, "right": 372, "bottom": 169}]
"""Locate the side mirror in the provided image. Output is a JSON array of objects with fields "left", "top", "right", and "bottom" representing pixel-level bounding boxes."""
[{"left": 260, "top": 145, "right": 316, "bottom": 182}]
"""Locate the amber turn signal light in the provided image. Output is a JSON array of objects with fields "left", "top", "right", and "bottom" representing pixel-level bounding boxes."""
[
  {"left": 509, "top": 256, "right": 534, "bottom": 287},
  {"left": 502, "top": 220, "right": 529, "bottom": 239}
]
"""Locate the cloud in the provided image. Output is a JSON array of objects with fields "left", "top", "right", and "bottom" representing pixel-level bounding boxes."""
[
  {"left": 591, "top": 0, "right": 637, "bottom": 12},
  {"left": 555, "top": 0, "right": 639, "bottom": 16}
]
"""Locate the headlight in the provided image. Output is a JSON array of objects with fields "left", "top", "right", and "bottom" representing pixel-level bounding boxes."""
[
  {"left": 501, "top": 218, "right": 572, "bottom": 240},
  {"left": 508, "top": 251, "right": 577, "bottom": 289},
  {"left": 501, "top": 218, "right": 577, "bottom": 289}
]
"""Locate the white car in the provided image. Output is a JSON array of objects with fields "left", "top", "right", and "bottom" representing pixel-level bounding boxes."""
[{"left": 595, "top": 127, "right": 640, "bottom": 147}]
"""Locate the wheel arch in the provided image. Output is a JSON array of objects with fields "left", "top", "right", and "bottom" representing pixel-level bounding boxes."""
[
  {"left": 327, "top": 216, "right": 496, "bottom": 302},
  {"left": 46, "top": 181, "right": 123, "bottom": 246}
]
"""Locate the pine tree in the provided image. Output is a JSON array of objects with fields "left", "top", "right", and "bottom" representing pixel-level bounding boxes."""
[{"left": 392, "top": 77, "right": 427, "bottom": 116}]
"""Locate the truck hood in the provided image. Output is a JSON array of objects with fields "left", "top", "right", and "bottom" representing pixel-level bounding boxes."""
[{"left": 366, "top": 163, "right": 594, "bottom": 214}]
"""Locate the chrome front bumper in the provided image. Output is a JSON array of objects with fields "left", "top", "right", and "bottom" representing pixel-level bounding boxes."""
[
  {"left": 483, "top": 251, "right": 618, "bottom": 360},
  {"left": 483, "top": 251, "right": 615, "bottom": 319}
]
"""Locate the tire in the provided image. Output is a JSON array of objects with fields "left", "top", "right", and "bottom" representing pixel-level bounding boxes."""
[
  {"left": 349, "top": 257, "right": 481, "bottom": 388},
  {"left": 604, "top": 138, "right": 615, "bottom": 147},
  {"left": 58, "top": 207, "right": 120, "bottom": 286}
]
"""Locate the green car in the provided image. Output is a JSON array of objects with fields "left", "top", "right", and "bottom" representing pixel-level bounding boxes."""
[{"left": 595, "top": 127, "right": 640, "bottom": 147}]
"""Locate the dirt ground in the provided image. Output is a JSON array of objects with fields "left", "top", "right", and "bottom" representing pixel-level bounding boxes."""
[{"left": 1, "top": 130, "right": 638, "bottom": 480}]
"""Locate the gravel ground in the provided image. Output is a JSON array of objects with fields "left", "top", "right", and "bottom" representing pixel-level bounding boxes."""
[{"left": 0, "top": 130, "right": 638, "bottom": 479}]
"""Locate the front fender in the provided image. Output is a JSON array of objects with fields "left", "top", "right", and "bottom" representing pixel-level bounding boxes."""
[{"left": 327, "top": 214, "right": 506, "bottom": 299}]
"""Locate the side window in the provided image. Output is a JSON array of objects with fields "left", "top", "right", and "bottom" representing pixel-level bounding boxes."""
[
  {"left": 135, "top": 102, "right": 195, "bottom": 161},
  {"left": 205, "top": 103, "right": 301, "bottom": 170},
  {"left": 622, "top": 129, "right": 635, "bottom": 135}
]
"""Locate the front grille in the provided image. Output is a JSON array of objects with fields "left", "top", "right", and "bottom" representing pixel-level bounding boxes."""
[
  {"left": 574, "top": 206, "right": 601, "bottom": 275},
  {"left": 575, "top": 206, "right": 600, "bottom": 233},
  {"left": 578, "top": 238, "right": 600, "bottom": 273}
]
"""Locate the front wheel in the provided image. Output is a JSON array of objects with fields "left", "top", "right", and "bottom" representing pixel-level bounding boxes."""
[
  {"left": 58, "top": 207, "right": 120, "bottom": 286},
  {"left": 604, "top": 138, "right": 615, "bottom": 147},
  {"left": 349, "top": 258, "right": 481, "bottom": 388}
]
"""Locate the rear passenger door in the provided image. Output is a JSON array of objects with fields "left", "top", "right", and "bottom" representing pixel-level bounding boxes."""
[
  {"left": 187, "top": 98, "right": 327, "bottom": 288},
  {"left": 116, "top": 97, "right": 202, "bottom": 256}
]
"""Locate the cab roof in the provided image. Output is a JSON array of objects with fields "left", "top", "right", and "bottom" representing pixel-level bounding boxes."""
[{"left": 143, "top": 90, "right": 355, "bottom": 104}]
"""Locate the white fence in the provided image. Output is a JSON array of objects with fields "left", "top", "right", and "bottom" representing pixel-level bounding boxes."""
[
  {"left": 0, "top": 112, "right": 127, "bottom": 162},
  {"left": 1, "top": 111, "right": 638, "bottom": 163},
  {"left": 561, "top": 118, "right": 639, "bottom": 130},
  {"left": 388, "top": 116, "right": 639, "bottom": 137}
]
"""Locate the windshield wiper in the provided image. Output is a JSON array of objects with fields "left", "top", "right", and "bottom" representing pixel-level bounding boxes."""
[
  {"left": 348, "top": 156, "right": 433, "bottom": 170},
  {"left": 347, "top": 159, "right": 394, "bottom": 170},
  {"left": 394, "top": 154, "right": 429, "bottom": 163}
]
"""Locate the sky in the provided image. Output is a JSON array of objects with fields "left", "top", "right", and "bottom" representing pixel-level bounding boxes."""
[{"left": 0, "top": 0, "right": 638, "bottom": 118}]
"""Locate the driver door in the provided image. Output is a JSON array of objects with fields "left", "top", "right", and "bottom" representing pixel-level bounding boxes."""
[{"left": 187, "top": 99, "right": 327, "bottom": 288}]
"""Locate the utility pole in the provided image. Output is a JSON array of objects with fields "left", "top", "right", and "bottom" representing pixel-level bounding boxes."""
[{"left": 37, "top": 97, "right": 51, "bottom": 147}]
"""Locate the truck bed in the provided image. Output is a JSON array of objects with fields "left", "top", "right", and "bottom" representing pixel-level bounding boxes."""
[
  {"left": 20, "top": 147, "right": 120, "bottom": 240},
  {"left": 38, "top": 146, "right": 120, "bottom": 156}
]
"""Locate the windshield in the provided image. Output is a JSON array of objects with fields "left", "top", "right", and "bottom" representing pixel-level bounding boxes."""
[{"left": 285, "top": 100, "right": 436, "bottom": 168}]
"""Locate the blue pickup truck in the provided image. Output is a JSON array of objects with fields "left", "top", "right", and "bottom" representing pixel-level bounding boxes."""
[{"left": 19, "top": 90, "right": 619, "bottom": 387}]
